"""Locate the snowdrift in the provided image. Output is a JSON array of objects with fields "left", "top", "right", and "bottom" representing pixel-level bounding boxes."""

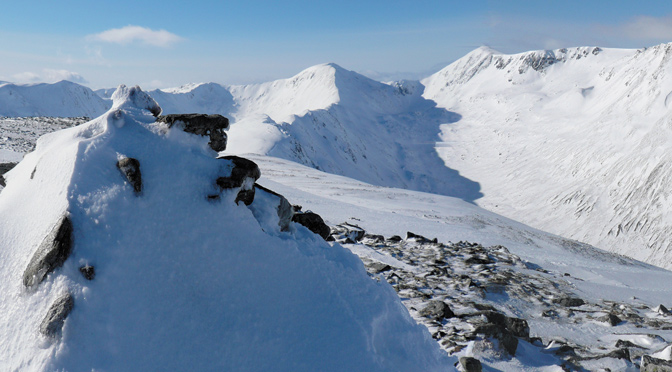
[{"left": 0, "top": 86, "right": 453, "bottom": 371}]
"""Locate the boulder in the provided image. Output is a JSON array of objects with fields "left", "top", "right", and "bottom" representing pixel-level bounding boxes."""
[
  {"left": 406, "top": 231, "right": 437, "bottom": 243},
  {"left": 117, "top": 157, "right": 142, "bottom": 194},
  {"left": 40, "top": 292, "right": 74, "bottom": 337},
  {"left": 292, "top": 212, "right": 330, "bottom": 240},
  {"left": 481, "top": 311, "right": 530, "bottom": 339},
  {"left": 600, "top": 313, "right": 622, "bottom": 326},
  {"left": 0, "top": 162, "right": 17, "bottom": 187},
  {"left": 458, "top": 357, "right": 482, "bottom": 372},
  {"left": 330, "top": 223, "right": 365, "bottom": 243},
  {"left": 553, "top": 297, "right": 585, "bottom": 307},
  {"left": 216, "top": 156, "right": 260, "bottom": 206},
  {"left": 368, "top": 262, "right": 392, "bottom": 273},
  {"left": 157, "top": 114, "right": 229, "bottom": 152},
  {"left": 655, "top": 304, "right": 671, "bottom": 315},
  {"left": 79, "top": 265, "right": 95, "bottom": 280},
  {"left": 642, "top": 355, "right": 672, "bottom": 372},
  {"left": 251, "top": 183, "right": 293, "bottom": 232},
  {"left": 23, "top": 215, "right": 73, "bottom": 288},
  {"left": 419, "top": 300, "right": 455, "bottom": 320}
]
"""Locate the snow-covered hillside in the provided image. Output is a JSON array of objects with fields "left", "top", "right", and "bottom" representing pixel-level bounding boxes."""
[
  {"left": 423, "top": 43, "right": 672, "bottom": 269},
  {"left": 0, "top": 87, "right": 452, "bottom": 371},
  {"left": 0, "top": 81, "right": 109, "bottom": 117}
]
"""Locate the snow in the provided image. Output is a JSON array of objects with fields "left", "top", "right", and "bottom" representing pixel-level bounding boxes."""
[
  {"left": 244, "top": 153, "right": 672, "bottom": 371},
  {"left": 0, "top": 81, "right": 109, "bottom": 117},
  {"left": 423, "top": 43, "right": 672, "bottom": 269},
  {"left": 0, "top": 87, "right": 453, "bottom": 371}
]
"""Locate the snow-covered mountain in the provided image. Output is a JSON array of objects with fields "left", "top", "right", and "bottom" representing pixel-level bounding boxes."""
[
  {"left": 423, "top": 43, "right": 672, "bottom": 269},
  {"left": 6, "top": 43, "right": 672, "bottom": 270},
  {"left": 0, "top": 81, "right": 109, "bottom": 117},
  {"left": 0, "top": 87, "right": 452, "bottom": 371}
]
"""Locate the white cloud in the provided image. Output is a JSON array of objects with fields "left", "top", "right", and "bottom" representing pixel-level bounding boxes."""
[
  {"left": 43, "top": 69, "right": 88, "bottom": 84},
  {"left": 88, "top": 25, "right": 183, "bottom": 47},
  {"left": 10, "top": 69, "right": 87, "bottom": 84},
  {"left": 620, "top": 16, "right": 672, "bottom": 40}
]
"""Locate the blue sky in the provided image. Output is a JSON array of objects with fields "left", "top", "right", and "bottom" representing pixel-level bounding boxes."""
[{"left": 1, "top": 0, "right": 672, "bottom": 89}]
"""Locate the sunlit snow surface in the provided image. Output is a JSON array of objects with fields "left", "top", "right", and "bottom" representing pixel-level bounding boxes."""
[
  {"left": 0, "top": 90, "right": 452, "bottom": 371},
  {"left": 244, "top": 154, "right": 672, "bottom": 371}
]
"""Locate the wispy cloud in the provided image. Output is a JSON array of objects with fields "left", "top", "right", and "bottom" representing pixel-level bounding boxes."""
[
  {"left": 88, "top": 25, "right": 183, "bottom": 47},
  {"left": 11, "top": 69, "right": 87, "bottom": 84}
]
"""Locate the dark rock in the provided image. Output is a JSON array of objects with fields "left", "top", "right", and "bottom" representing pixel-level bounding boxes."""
[
  {"left": 40, "top": 292, "right": 74, "bottom": 337},
  {"left": 23, "top": 215, "right": 73, "bottom": 288},
  {"left": 116, "top": 157, "right": 142, "bottom": 194},
  {"left": 553, "top": 297, "right": 585, "bottom": 307},
  {"left": 0, "top": 162, "right": 17, "bottom": 187},
  {"left": 498, "top": 332, "right": 519, "bottom": 356},
  {"left": 464, "top": 255, "right": 495, "bottom": 265},
  {"left": 603, "top": 348, "right": 630, "bottom": 360},
  {"left": 330, "top": 223, "right": 365, "bottom": 242},
  {"left": 616, "top": 339, "right": 643, "bottom": 349},
  {"left": 419, "top": 301, "right": 455, "bottom": 320},
  {"left": 216, "top": 156, "right": 260, "bottom": 205},
  {"left": 363, "top": 234, "right": 385, "bottom": 244},
  {"left": 459, "top": 357, "right": 482, "bottom": 372},
  {"left": 600, "top": 313, "right": 622, "bottom": 326},
  {"left": 157, "top": 114, "right": 229, "bottom": 152},
  {"left": 387, "top": 235, "right": 402, "bottom": 242},
  {"left": 292, "top": 212, "right": 330, "bottom": 240},
  {"left": 505, "top": 317, "right": 530, "bottom": 339},
  {"left": 481, "top": 311, "right": 530, "bottom": 339},
  {"left": 368, "top": 262, "right": 392, "bottom": 273},
  {"left": 251, "top": 183, "right": 293, "bottom": 232},
  {"left": 79, "top": 265, "right": 95, "bottom": 280},
  {"left": 656, "top": 304, "right": 671, "bottom": 315},
  {"left": 642, "top": 354, "right": 672, "bottom": 372},
  {"left": 406, "top": 231, "right": 437, "bottom": 243}
]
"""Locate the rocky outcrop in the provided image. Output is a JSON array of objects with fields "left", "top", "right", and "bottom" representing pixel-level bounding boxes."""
[
  {"left": 40, "top": 292, "right": 74, "bottom": 337},
  {"left": 419, "top": 301, "right": 455, "bottom": 321},
  {"left": 329, "top": 223, "right": 365, "bottom": 243},
  {"left": 252, "top": 183, "right": 293, "bottom": 232},
  {"left": 117, "top": 157, "right": 142, "bottom": 194},
  {"left": 641, "top": 355, "right": 672, "bottom": 372},
  {"left": 458, "top": 357, "right": 482, "bottom": 372},
  {"left": 216, "top": 156, "right": 260, "bottom": 205},
  {"left": 79, "top": 265, "right": 95, "bottom": 280},
  {"left": 0, "top": 162, "right": 17, "bottom": 187},
  {"left": 157, "top": 114, "right": 229, "bottom": 152},
  {"left": 292, "top": 211, "right": 330, "bottom": 239},
  {"left": 23, "top": 215, "right": 73, "bottom": 288}
]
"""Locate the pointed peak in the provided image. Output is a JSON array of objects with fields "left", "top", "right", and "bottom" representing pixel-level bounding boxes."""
[{"left": 111, "top": 85, "right": 162, "bottom": 117}]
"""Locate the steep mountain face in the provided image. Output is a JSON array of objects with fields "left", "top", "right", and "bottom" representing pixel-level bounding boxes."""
[
  {"left": 0, "top": 81, "right": 110, "bottom": 117},
  {"left": 0, "top": 86, "right": 453, "bottom": 371},
  {"left": 423, "top": 43, "right": 672, "bottom": 268}
]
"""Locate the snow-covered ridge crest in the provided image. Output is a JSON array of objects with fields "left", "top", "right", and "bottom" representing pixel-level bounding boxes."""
[{"left": 110, "top": 84, "right": 161, "bottom": 117}]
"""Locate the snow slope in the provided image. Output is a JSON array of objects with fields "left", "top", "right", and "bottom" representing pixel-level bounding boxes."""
[
  {"left": 423, "top": 43, "right": 672, "bottom": 269},
  {"left": 0, "top": 81, "right": 110, "bottom": 117},
  {"left": 224, "top": 64, "right": 481, "bottom": 201},
  {"left": 0, "top": 87, "right": 453, "bottom": 371},
  {"left": 247, "top": 153, "right": 672, "bottom": 371}
]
